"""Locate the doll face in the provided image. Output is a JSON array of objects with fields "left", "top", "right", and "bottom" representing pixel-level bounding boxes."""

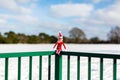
[{"left": 58, "top": 38, "right": 63, "bottom": 42}]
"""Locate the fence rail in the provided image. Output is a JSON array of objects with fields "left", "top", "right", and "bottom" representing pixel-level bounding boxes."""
[
  {"left": 0, "top": 51, "right": 119, "bottom": 80},
  {"left": 61, "top": 51, "right": 118, "bottom": 80},
  {"left": 0, "top": 51, "right": 54, "bottom": 80}
]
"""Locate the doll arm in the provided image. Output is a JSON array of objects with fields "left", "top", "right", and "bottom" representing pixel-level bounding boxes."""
[
  {"left": 63, "top": 43, "right": 66, "bottom": 49},
  {"left": 53, "top": 42, "right": 57, "bottom": 49}
]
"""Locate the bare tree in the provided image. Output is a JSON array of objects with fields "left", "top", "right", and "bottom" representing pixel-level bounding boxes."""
[
  {"left": 108, "top": 26, "right": 120, "bottom": 43},
  {"left": 69, "top": 27, "right": 86, "bottom": 43}
]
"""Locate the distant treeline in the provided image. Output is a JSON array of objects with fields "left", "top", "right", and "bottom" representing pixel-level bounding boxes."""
[{"left": 0, "top": 26, "right": 120, "bottom": 44}]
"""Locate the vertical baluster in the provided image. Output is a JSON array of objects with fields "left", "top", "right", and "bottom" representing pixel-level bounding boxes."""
[
  {"left": 55, "top": 54, "right": 62, "bottom": 80},
  {"left": 77, "top": 56, "right": 80, "bottom": 80},
  {"left": 48, "top": 55, "right": 51, "bottom": 80},
  {"left": 18, "top": 57, "right": 21, "bottom": 80},
  {"left": 29, "top": 56, "right": 32, "bottom": 80},
  {"left": 5, "top": 58, "right": 9, "bottom": 80},
  {"left": 67, "top": 55, "right": 70, "bottom": 80},
  {"left": 88, "top": 57, "right": 91, "bottom": 80},
  {"left": 113, "top": 58, "right": 117, "bottom": 80},
  {"left": 39, "top": 56, "right": 42, "bottom": 80},
  {"left": 100, "top": 58, "right": 103, "bottom": 80}
]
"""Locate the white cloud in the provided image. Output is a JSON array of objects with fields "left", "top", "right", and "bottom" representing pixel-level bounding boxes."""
[
  {"left": 0, "top": 19, "right": 7, "bottom": 24},
  {"left": 16, "top": 0, "right": 39, "bottom": 4},
  {"left": 30, "top": 3, "right": 38, "bottom": 9},
  {"left": 17, "top": 0, "right": 30, "bottom": 4},
  {"left": 94, "top": 1, "right": 120, "bottom": 26},
  {"left": 65, "top": 1, "right": 120, "bottom": 39},
  {"left": 0, "top": 18, "right": 16, "bottom": 30},
  {"left": 92, "top": 0, "right": 101, "bottom": 3},
  {"left": 0, "top": 14, "right": 10, "bottom": 20},
  {"left": 50, "top": 3, "right": 94, "bottom": 18},
  {"left": 39, "top": 20, "right": 70, "bottom": 30},
  {"left": 0, "top": 0, "right": 39, "bottom": 26},
  {"left": 72, "top": 18, "right": 104, "bottom": 27},
  {"left": 92, "top": 0, "right": 114, "bottom": 4},
  {"left": 32, "top": 0, "right": 39, "bottom": 2},
  {"left": 0, "top": 15, "right": 39, "bottom": 36},
  {"left": 0, "top": 0, "right": 32, "bottom": 14},
  {"left": 71, "top": 1, "right": 120, "bottom": 27},
  {"left": 0, "top": 13, "right": 40, "bottom": 34},
  {"left": 13, "top": 15, "right": 39, "bottom": 25}
]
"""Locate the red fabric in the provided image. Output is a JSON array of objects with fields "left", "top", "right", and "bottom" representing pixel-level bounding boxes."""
[{"left": 53, "top": 42, "right": 66, "bottom": 51}]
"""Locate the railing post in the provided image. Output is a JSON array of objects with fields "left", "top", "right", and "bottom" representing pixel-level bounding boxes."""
[
  {"left": 18, "top": 57, "right": 21, "bottom": 80},
  {"left": 39, "top": 56, "right": 42, "bottom": 80},
  {"left": 88, "top": 57, "right": 91, "bottom": 80},
  {"left": 55, "top": 54, "right": 62, "bottom": 80},
  {"left": 113, "top": 58, "right": 117, "bottom": 80},
  {"left": 48, "top": 55, "right": 51, "bottom": 80},
  {"left": 77, "top": 56, "right": 80, "bottom": 80},
  {"left": 5, "top": 58, "right": 9, "bottom": 80},
  {"left": 67, "top": 55, "right": 70, "bottom": 80},
  {"left": 29, "top": 56, "right": 32, "bottom": 80},
  {"left": 100, "top": 58, "right": 103, "bottom": 80}
]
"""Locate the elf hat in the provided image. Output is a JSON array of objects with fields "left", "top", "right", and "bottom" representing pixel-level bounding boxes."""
[{"left": 58, "top": 31, "right": 63, "bottom": 38}]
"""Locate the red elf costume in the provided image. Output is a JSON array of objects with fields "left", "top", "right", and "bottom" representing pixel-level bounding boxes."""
[{"left": 53, "top": 31, "right": 66, "bottom": 55}]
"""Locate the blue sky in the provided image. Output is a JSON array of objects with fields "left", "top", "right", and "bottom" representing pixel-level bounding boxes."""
[{"left": 0, "top": 0, "right": 120, "bottom": 40}]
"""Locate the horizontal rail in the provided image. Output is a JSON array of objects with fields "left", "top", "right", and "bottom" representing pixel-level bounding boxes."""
[
  {"left": 0, "top": 51, "right": 55, "bottom": 58},
  {"left": 1, "top": 51, "right": 119, "bottom": 59},
  {"left": 0, "top": 51, "right": 120, "bottom": 80},
  {"left": 62, "top": 51, "right": 120, "bottom": 59}
]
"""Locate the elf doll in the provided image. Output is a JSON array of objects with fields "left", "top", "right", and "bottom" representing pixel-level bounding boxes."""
[{"left": 53, "top": 31, "right": 66, "bottom": 55}]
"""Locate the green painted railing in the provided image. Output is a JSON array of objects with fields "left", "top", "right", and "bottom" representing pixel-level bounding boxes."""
[
  {"left": 0, "top": 51, "right": 119, "bottom": 80},
  {"left": 0, "top": 51, "right": 55, "bottom": 80},
  {"left": 61, "top": 51, "right": 119, "bottom": 80}
]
